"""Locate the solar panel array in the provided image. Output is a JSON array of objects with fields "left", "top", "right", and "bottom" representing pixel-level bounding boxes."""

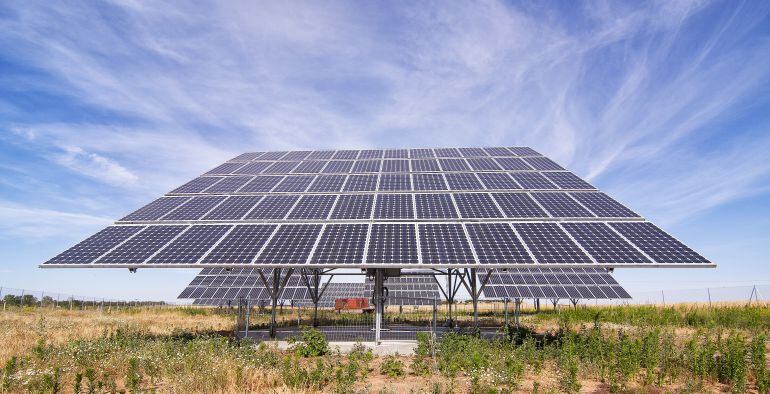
[
  {"left": 43, "top": 147, "right": 713, "bottom": 268},
  {"left": 480, "top": 268, "right": 631, "bottom": 299}
]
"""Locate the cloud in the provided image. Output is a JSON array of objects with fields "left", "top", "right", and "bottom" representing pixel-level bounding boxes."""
[
  {"left": 52, "top": 146, "right": 138, "bottom": 186},
  {"left": 0, "top": 201, "right": 112, "bottom": 239}
]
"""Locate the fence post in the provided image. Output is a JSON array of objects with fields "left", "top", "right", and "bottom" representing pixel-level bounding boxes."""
[
  {"left": 661, "top": 290, "right": 665, "bottom": 306},
  {"left": 504, "top": 298, "right": 509, "bottom": 328},
  {"left": 707, "top": 288, "right": 712, "bottom": 308}
]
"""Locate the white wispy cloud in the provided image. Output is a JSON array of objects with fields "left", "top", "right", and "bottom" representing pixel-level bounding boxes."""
[
  {"left": 52, "top": 146, "right": 138, "bottom": 186},
  {"left": 0, "top": 201, "right": 112, "bottom": 239}
]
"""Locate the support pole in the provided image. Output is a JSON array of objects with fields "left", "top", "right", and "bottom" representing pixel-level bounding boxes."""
[
  {"left": 245, "top": 299, "right": 251, "bottom": 339},
  {"left": 707, "top": 288, "right": 712, "bottom": 308},
  {"left": 446, "top": 270, "right": 453, "bottom": 327},
  {"left": 270, "top": 269, "right": 280, "bottom": 338},
  {"left": 514, "top": 298, "right": 520, "bottom": 328},
  {"left": 504, "top": 298, "right": 509, "bottom": 327},
  {"left": 374, "top": 269, "right": 384, "bottom": 345},
  {"left": 470, "top": 268, "right": 478, "bottom": 327}
]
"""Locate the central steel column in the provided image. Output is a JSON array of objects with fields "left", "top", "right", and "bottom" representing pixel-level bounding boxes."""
[
  {"left": 374, "top": 269, "right": 384, "bottom": 344},
  {"left": 270, "top": 269, "right": 280, "bottom": 338}
]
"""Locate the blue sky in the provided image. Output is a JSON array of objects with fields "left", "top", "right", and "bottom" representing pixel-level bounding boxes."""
[{"left": 1, "top": 1, "right": 770, "bottom": 301}]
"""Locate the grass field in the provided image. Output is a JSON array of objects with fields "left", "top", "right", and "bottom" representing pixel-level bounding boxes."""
[{"left": 1, "top": 303, "right": 769, "bottom": 393}]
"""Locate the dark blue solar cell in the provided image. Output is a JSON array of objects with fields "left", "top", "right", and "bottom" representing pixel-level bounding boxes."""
[
  {"left": 513, "top": 223, "right": 593, "bottom": 264},
  {"left": 453, "top": 193, "right": 503, "bottom": 218},
  {"left": 330, "top": 194, "right": 374, "bottom": 219},
  {"left": 204, "top": 176, "right": 252, "bottom": 193},
  {"left": 43, "top": 226, "right": 145, "bottom": 265},
  {"left": 458, "top": 147, "right": 488, "bottom": 157},
  {"left": 262, "top": 161, "right": 300, "bottom": 174},
  {"left": 570, "top": 192, "right": 639, "bottom": 218},
  {"left": 272, "top": 175, "right": 315, "bottom": 192},
  {"left": 610, "top": 222, "right": 711, "bottom": 265},
  {"left": 282, "top": 151, "right": 312, "bottom": 160},
  {"left": 352, "top": 160, "right": 380, "bottom": 173},
  {"left": 292, "top": 160, "right": 327, "bottom": 173},
  {"left": 562, "top": 223, "right": 651, "bottom": 264},
  {"left": 234, "top": 162, "right": 272, "bottom": 175},
  {"left": 466, "top": 158, "right": 501, "bottom": 171},
  {"left": 96, "top": 225, "right": 187, "bottom": 264},
  {"left": 206, "top": 162, "right": 246, "bottom": 175},
  {"left": 162, "top": 196, "right": 227, "bottom": 220},
  {"left": 543, "top": 172, "right": 594, "bottom": 189},
  {"left": 531, "top": 192, "right": 594, "bottom": 218},
  {"left": 494, "top": 157, "right": 533, "bottom": 170},
  {"left": 121, "top": 197, "right": 191, "bottom": 221},
  {"left": 260, "top": 151, "right": 289, "bottom": 160},
  {"left": 322, "top": 160, "right": 354, "bottom": 173},
  {"left": 492, "top": 193, "right": 548, "bottom": 218},
  {"left": 465, "top": 223, "right": 533, "bottom": 264},
  {"left": 482, "top": 147, "right": 513, "bottom": 156},
  {"left": 228, "top": 152, "right": 263, "bottom": 161},
  {"left": 332, "top": 150, "right": 359, "bottom": 159},
  {"left": 149, "top": 225, "right": 232, "bottom": 264},
  {"left": 203, "top": 196, "right": 263, "bottom": 220},
  {"left": 409, "top": 148, "right": 434, "bottom": 158},
  {"left": 510, "top": 173, "right": 557, "bottom": 189},
  {"left": 374, "top": 194, "right": 414, "bottom": 219},
  {"left": 306, "top": 150, "right": 335, "bottom": 160},
  {"left": 288, "top": 195, "right": 337, "bottom": 219},
  {"left": 239, "top": 176, "right": 284, "bottom": 192},
  {"left": 245, "top": 195, "right": 299, "bottom": 219},
  {"left": 367, "top": 224, "right": 418, "bottom": 264},
  {"left": 434, "top": 148, "right": 462, "bottom": 158},
  {"left": 477, "top": 173, "right": 520, "bottom": 190},
  {"left": 256, "top": 224, "right": 323, "bottom": 264},
  {"left": 445, "top": 173, "right": 483, "bottom": 190},
  {"left": 381, "top": 159, "right": 409, "bottom": 172},
  {"left": 378, "top": 174, "right": 411, "bottom": 191},
  {"left": 523, "top": 156, "right": 564, "bottom": 170},
  {"left": 311, "top": 224, "right": 368, "bottom": 264},
  {"left": 171, "top": 177, "right": 223, "bottom": 193},
  {"left": 307, "top": 175, "right": 346, "bottom": 192},
  {"left": 343, "top": 174, "right": 378, "bottom": 191},
  {"left": 410, "top": 159, "right": 441, "bottom": 172},
  {"left": 439, "top": 158, "right": 471, "bottom": 171},
  {"left": 384, "top": 149, "right": 408, "bottom": 158},
  {"left": 358, "top": 149, "right": 383, "bottom": 159},
  {"left": 507, "top": 147, "right": 541, "bottom": 156},
  {"left": 412, "top": 173, "right": 447, "bottom": 190},
  {"left": 419, "top": 224, "right": 475, "bottom": 264},
  {"left": 201, "top": 225, "right": 277, "bottom": 264},
  {"left": 414, "top": 194, "right": 458, "bottom": 219}
]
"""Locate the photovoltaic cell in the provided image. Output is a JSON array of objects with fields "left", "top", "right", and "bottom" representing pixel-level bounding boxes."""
[
  {"left": 343, "top": 174, "right": 378, "bottom": 191},
  {"left": 263, "top": 161, "right": 300, "bottom": 174},
  {"left": 330, "top": 194, "right": 374, "bottom": 219},
  {"left": 352, "top": 160, "right": 380, "bottom": 173},
  {"left": 458, "top": 147, "right": 488, "bottom": 157},
  {"left": 204, "top": 176, "right": 252, "bottom": 193},
  {"left": 445, "top": 173, "right": 483, "bottom": 190},
  {"left": 201, "top": 225, "right": 276, "bottom": 264},
  {"left": 477, "top": 173, "right": 520, "bottom": 190},
  {"left": 293, "top": 161, "right": 327, "bottom": 173},
  {"left": 414, "top": 194, "right": 458, "bottom": 219},
  {"left": 465, "top": 223, "right": 532, "bottom": 264},
  {"left": 148, "top": 225, "right": 232, "bottom": 264},
  {"left": 453, "top": 193, "right": 502, "bottom": 218},
  {"left": 419, "top": 224, "right": 475, "bottom": 264},
  {"left": 272, "top": 175, "right": 315, "bottom": 192},
  {"left": 245, "top": 195, "right": 299, "bottom": 219},
  {"left": 494, "top": 157, "right": 533, "bottom": 171},
  {"left": 511, "top": 173, "right": 557, "bottom": 189},
  {"left": 256, "top": 224, "right": 322, "bottom": 264},
  {"left": 322, "top": 160, "right": 354, "bottom": 173},
  {"left": 374, "top": 194, "right": 414, "bottom": 219},
  {"left": 562, "top": 223, "right": 651, "bottom": 264},
  {"left": 229, "top": 152, "right": 263, "bottom": 161},
  {"left": 381, "top": 159, "right": 409, "bottom": 172},
  {"left": 121, "top": 197, "right": 190, "bottom": 221},
  {"left": 439, "top": 158, "right": 470, "bottom": 171},
  {"left": 260, "top": 151, "right": 288, "bottom": 160},
  {"left": 378, "top": 174, "right": 411, "bottom": 191},
  {"left": 358, "top": 149, "right": 383, "bottom": 159},
  {"left": 513, "top": 223, "right": 592, "bottom": 264},
  {"left": 96, "top": 225, "right": 187, "bottom": 264},
  {"left": 410, "top": 159, "right": 441, "bottom": 172},
  {"left": 171, "top": 177, "right": 222, "bottom": 193},
  {"left": 307, "top": 175, "right": 346, "bottom": 192},
  {"left": 239, "top": 176, "right": 283, "bottom": 192},
  {"left": 310, "top": 224, "right": 368, "bottom": 264},
  {"left": 384, "top": 149, "right": 408, "bottom": 159},
  {"left": 570, "top": 192, "right": 639, "bottom": 218},
  {"left": 492, "top": 193, "right": 548, "bottom": 218},
  {"left": 466, "top": 158, "right": 501, "bottom": 171},
  {"left": 434, "top": 148, "right": 461, "bottom": 158},
  {"left": 543, "top": 172, "right": 594, "bottom": 189},
  {"left": 162, "top": 196, "right": 226, "bottom": 220},
  {"left": 508, "top": 147, "right": 541, "bottom": 156},
  {"left": 282, "top": 151, "right": 312, "bottom": 160},
  {"left": 206, "top": 162, "right": 246, "bottom": 175},
  {"left": 610, "top": 222, "right": 711, "bottom": 264},
  {"left": 412, "top": 173, "right": 448, "bottom": 190},
  {"left": 332, "top": 150, "right": 359, "bottom": 160},
  {"left": 409, "top": 148, "right": 434, "bottom": 158},
  {"left": 367, "top": 224, "right": 418, "bottom": 264},
  {"left": 483, "top": 147, "right": 513, "bottom": 156},
  {"left": 43, "top": 226, "right": 144, "bottom": 264},
  {"left": 203, "top": 196, "right": 263, "bottom": 220},
  {"left": 532, "top": 192, "right": 594, "bottom": 218},
  {"left": 234, "top": 162, "right": 271, "bottom": 175},
  {"left": 524, "top": 156, "right": 564, "bottom": 170},
  {"left": 306, "top": 151, "right": 335, "bottom": 160},
  {"left": 287, "top": 195, "right": 337, "bottom": 219}
]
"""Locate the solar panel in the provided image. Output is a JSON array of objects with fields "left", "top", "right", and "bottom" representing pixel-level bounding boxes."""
[
  {"left": 419, "top": 224, "right": 475, "bottom": 264},
  {"left": 322, "top": 160, "right": 354, "bottom": 174},
  {"left": 465, "top": 223, "right": 533, "bottom": 264},
  {"left": 439, "top": 158, "right": 470, "bottom": 171},
  {"left": 358, "top": 149, "right": 383, "bottom": 159},
  {"left": 381, "top": 159, "right": 409, "bottom": 172},
  {"left": 256, "top": 224, "right": 322, "bottom": 264},
  {"left": 206, "top": 162, "right": 246, "bottom": 175},
  {"left": 263, "top": 161, "right": 300, "bottom": 174},
  {"left": 148, "top": 225, "right": 232, "bottom": 264},
  {"left": 239, "top": 176, "right": 283, "bottom": 192},
  {"left": 260, "top": 151, "right": 288, "bottom": 160},
  {"left": 203, "top": 196, "right": 263, "bottom": 220},
  {"left": 445, "top": 173, "right": 483, "bottom": 190},
  {"left": 272, "top": 175, "right": 315, "bottom": 193},
  {"left": 283, "top": 151, "right": 312, "bottom": 160},
  {"left": 171, "top": 177, "right": 222, "bottom": 193},
  {"left": 96, "top": 225, "right": 187, "bottom": 264},
  {"left": 466, "top": 158, "right": 501, "bottom": 171},
  {"left": 477, "top": 173, "right": 520, "bottom": 190},
  {"left": 434, "top": 148, "right": 461, "bottom": 158},
  {"left": 307, "top": 175, "right": 346, "bottom": 192},
  {"left": 121, "top": 197, "right": 190, "bottom": 221},
  {"left": 531, "top": 192, "right": 594, "bottom": 218},
  {"left": 332, "top": 150, "right": 359, "bottom": 160},
  {"left": 412, "top": 173, "right": 447, "bottom": 191},
  {"left": 610, "top": 222, "right": 711, "bottom": 264},
  {"left": 307, "top": 150, "right": 335, "bottom": 160},
  {"left": 384, "top": 149, "right": 408, "bottom": 159},
  {"left": 562, "top": 223, "right": 651, "bottom": 264},
  {"left": 343, "top": 174, "right": 378, "bottom": 191},
  {"left": 410, "top": 159, "right": 441, "bottom": 172},
  {"left": 245, "top": 195, "right": 299, "bottom": 219},
  {"left": 293, "top": 161, "right": 327, "bottom": 173},
  {"left": 310, "top": 224, "right": 368, "bottom": 264},
  {"left": 523, "top": 157, "right": 564, "bottom": 170},
  {"left": 508, "top": 147, "right": 540, "bottom": 156},
  {"left": 482, "top": 147, "right": 512, "bottom": 156},
  {"left": 201, "top": 225, "right": 276, "bottom": 264},
  {"left": 352, "top": 160, "right": 380, "bottom": 173},
  {"left": 414, "top": 194, "right": 458, "bottom": 219},
  {"left": 570, "top": 192, "right": 639, "bottom": 218},
  {"left": 453, "top": 193, "right": 503, "bottom": 218},
  {"left": 288, "top": 195, "right": 337, "bottom": 219},
  {"left": 367, "top": 224, "right": 418, "bottom": 264},
  {"left": 513, "top": 223, "right": 592, "bottom": 264},
  {"left": 330, "top": 194, "right": 373, "bottom": 219},
  {"left": 409, "top": 148, "right": 434, "bottom": 158},
  {"left": 492, "top": 193, "right": 548, "bottom": 218},
  {"left": 510, "top": 172, "right": 557, "bottom": 189},
  {"left": 204, "top": 176, "right": 253, "bottom": 193},
  {"left": 229, "top": 152, "right": 263, "bottom": 161},
  {"left": 45, "top": 226, "right": 144, "bottom": 264},
  {"left": 162, "top": 196, "right": 226, "bottom": 220},
  {"left": 494, "top": 157, "right": 533, "bottom": 171},
  {"left": 234, "top": 162, "right": 271, "bottom": 175},
  {"left": 374, "top": 194, "right": 414, "bottom": 219},
  {"left": 378, "top": 174, "right": 411, "bottom": 191},
  {"left": 459, "top": 147, "right": 488, "bottom": 157},
  {"left": 543, "top": 172, "right": 594, "bottom": 190}
]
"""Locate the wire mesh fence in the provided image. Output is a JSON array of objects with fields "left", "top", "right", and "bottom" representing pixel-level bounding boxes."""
[{"left": 0, "top": 286, "right": 171, "bottom": 311}]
